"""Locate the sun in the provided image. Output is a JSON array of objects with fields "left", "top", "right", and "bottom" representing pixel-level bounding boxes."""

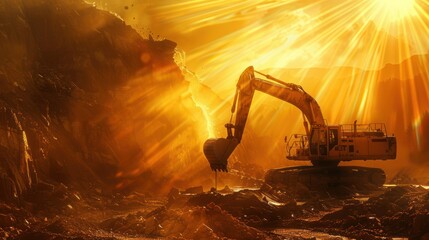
[{"left": 370, "top": 0, "right": 417, "bottom": 23}]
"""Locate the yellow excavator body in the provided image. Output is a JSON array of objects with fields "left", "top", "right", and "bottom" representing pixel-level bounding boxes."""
[{"left": 203, "top": 66, "right": 396, "bottom": 188}]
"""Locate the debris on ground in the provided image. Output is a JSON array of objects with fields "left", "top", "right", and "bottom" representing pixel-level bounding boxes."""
[{"left": 300, "top": 185, "right": 429, "bottom": 239}]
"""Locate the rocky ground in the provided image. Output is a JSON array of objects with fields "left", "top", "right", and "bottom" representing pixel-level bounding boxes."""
[{"left": 0, "top": 182, "right": 427, "bottom": 239}]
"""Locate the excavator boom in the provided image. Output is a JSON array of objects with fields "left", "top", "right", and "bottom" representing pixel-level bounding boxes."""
[{"left": 204, "top": 66, "right": 325, "bottom": 171}]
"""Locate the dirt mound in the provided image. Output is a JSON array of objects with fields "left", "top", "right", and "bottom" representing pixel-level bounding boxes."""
[
  {"left": 101, "top": 202, "right": 279, "bottom": 240},
  {"left": 185, "top": 188, "right": 346, "bottom": 229},
  {"left": 188, "top": 190, "right": 286, "bottom": 226}
]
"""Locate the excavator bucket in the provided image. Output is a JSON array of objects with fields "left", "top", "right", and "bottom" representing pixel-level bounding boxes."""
[{"left": 203, "top": 138, "right": 238, "bottom": 172}]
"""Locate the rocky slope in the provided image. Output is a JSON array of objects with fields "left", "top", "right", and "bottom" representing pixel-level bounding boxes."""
[{"left": 0, "top": 0, "right": 210, "bottom": 201}]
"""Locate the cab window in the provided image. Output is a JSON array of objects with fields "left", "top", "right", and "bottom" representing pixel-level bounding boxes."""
[{"left": 329, "top": 128, "right": 338, "bottom": 150}]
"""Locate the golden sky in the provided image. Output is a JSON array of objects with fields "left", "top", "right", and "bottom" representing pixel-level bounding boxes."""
[
  {"left": 97, "top": 0, "right": 429, "bottom": 90},
  {"left": 97, "top": 0, "right": 429, "bottom": 173}
]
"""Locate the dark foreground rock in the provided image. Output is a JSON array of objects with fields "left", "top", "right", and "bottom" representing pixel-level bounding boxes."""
[
  {"left": 0, "top": 181, "right": 427, "bottom": 239},
  {"left": 306, "top": 185, "right": 429, "bottom": 239}
]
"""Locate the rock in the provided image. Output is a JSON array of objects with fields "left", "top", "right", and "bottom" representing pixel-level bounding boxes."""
[
  {"left": 144, "top": 216, "right": 163, "bottom": 236},
  {"left": 168, "top": 187, "right": 180, "bottom": 199},
  {"left": 34, "top": 181, "right": 55, "bottom": 192},
  {"left": 184, "top": 186, "right": 204, "bottom": 194},
  {"left": 218, "top": 185, "right": 233, "bottom": 194},
  {"left": 159, "top": 217, "right": 186, "bottom": 237},
  {"left": 100, "top": 216, "right": 127, "bottom": 231},
  {"left": 312, "top": 186, "right": 429, "bottom": 238},
  {"left": 419, "top": 232, "right": 429, "bottom": 240},
  {"left": 192, "top": 224, "right": 219, "bottom": 240},
  {"left": 188, "top": 190, "right": 282, "bottom": 226},
  {"left": 0, "top": 213, "right": 15, "bottom": 227},
  {"left": 45, "top": 219, "right": 68, "bottom": 234},
  {"left": 411, "top": 214, "right": 429, "bottom": 238}
]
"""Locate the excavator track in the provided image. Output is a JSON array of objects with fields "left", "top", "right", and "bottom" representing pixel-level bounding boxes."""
[{"left": 265, "top": 166, "right": 386, "bottom": 190}]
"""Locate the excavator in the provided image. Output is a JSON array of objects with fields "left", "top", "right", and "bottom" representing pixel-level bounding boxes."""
[{"left": 203, "top": 66, "right": 396, "bottom": 189}]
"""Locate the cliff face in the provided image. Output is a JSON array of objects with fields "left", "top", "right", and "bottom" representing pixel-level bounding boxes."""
[{"left": 0, "top": 0, "right": 209, "bottom": 201}]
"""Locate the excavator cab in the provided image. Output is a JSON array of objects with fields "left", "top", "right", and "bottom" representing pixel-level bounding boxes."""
[
  {"left": 285, "top": 134, "right": 309, "bottom": 160},
  {"left": 309, "top": 126, "right": 340, "bottom": 156},
  {"left": 307, "top": 126, "right": 341, "bottom": 166},
  {"left": 309, "top": 127, "right": 327, "bottom": 157}
]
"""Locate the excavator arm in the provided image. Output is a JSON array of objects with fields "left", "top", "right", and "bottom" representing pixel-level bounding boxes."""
[{"left": 203, "top": 66, "right": 324, "bottom": 171}]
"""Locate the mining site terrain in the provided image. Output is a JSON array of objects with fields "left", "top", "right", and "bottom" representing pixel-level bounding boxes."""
[
  {"left": 2, "top": 181, "right": 429, "bottom": 239},
  {"left": 0, "top": 0, "right": 428, "bottom": 239}
]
